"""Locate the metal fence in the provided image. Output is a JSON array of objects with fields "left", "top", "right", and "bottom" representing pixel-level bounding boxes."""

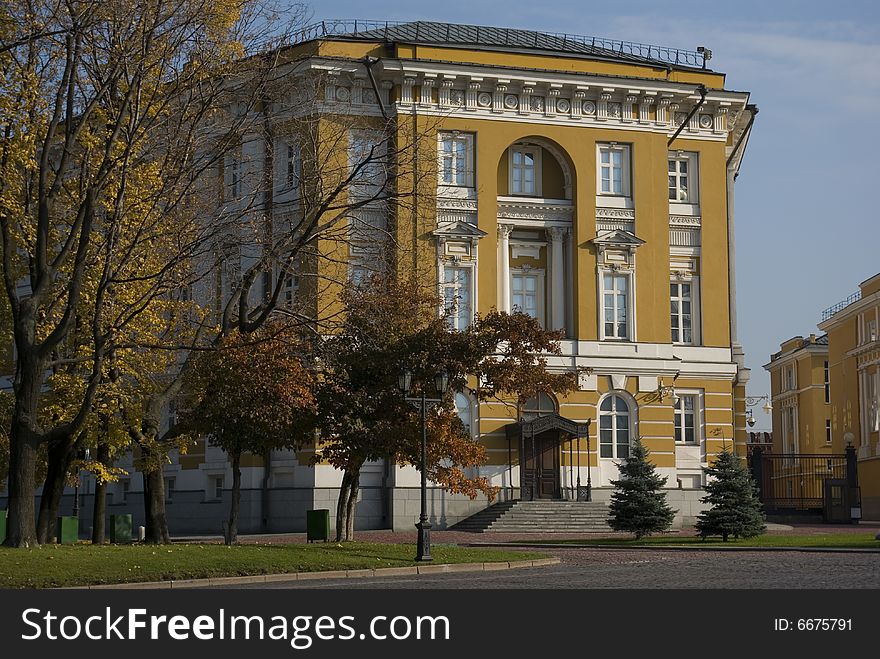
[{"left": 749, "top": 450, "right": 852, "bottom": 513}]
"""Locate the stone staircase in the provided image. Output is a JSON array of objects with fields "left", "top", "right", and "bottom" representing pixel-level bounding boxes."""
[{"left": 451, "top": 499, "right": 612, "bottom": 533}]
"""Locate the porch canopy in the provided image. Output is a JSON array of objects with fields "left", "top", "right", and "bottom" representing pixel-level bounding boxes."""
[{"left": 504, "top": 413, "right": 590, "bottom": 440}]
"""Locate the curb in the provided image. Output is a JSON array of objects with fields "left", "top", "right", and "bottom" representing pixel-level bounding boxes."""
[
  {"left": 467, "top": 542, "right": 880, "bottom": 554},
  {"left": 65, "top": 557, "right": 560, "bottom": 590}
]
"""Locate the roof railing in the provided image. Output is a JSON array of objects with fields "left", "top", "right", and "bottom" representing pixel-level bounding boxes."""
[
  {"left": 275, "top": 20, "right": 709, "bottom": 68},
  {"left": 821, "top": 291, "right": 861, "bottom": 322}
]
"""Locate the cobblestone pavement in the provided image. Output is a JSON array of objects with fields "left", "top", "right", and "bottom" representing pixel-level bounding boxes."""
[{"left": 217, "top": 546, "right": 880, "bottom": 589}]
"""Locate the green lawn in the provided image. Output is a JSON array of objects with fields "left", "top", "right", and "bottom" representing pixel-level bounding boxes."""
[
  {"left": 0, "top": 542, "right": 548, "bottom": 589},
  {"left": 528, "top": 533, "right": 880, "bottom": 549}
]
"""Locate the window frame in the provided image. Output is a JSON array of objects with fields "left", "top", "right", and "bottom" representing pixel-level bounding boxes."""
[
  {"left": 674, "top": 393, "right": 700, "bottom": 445},
  {"left": 441, "top": 262, "right": 475, "bottom": 331},
  {"left": 667, "top": 150, "right": 699, "bottom": 205},
  {"left": 600, "top": 271, "right": 632, "bottom": 341},
  {"left": 348, "top": 129, "right": 386, "bottom": 190},
  {"left": 670, "top": 279, "right": 699, "bottom": 345},
  {"left": 509, "top": 144, "right": 542, "bottom": 197},
  {"left": 165, "top": 476, "right": 176, "bottom": 503},
  {"left": 596, "top": 143, "right": 632, "bottom": 201},
  {"left": 598, "top": 393, "right": 633, "bottom": 459},
  {"left": 510, "top": 267, "right": 546, "bottom": 327},
  {"left": 438, "top": 132, "right": 475, "bottom": 188},
  {"left": 824, "top": 360, "right": 830, "bottom": 404}
]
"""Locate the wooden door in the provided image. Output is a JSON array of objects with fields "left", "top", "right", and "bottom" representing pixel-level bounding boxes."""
[{"left": 522, "top": 431, "right": 560, "bottom": 499}]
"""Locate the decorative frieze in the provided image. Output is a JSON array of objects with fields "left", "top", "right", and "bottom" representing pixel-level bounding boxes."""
[
  {"left": 384, "top": 71, "right": 738, "bottom": 140},
  {"left": 497, "top": 198, "right": 574, "bottom": 223},
  {"left": 669, "top": 214, "right": 702, "bottom": 227}
]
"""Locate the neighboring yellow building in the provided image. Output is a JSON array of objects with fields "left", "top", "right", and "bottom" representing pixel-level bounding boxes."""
[
  {"left": 765, "top": 334, "right": 832, "bottom": 455},
  {"left": 763, "top": 273, "right": 879, "bottom": 520},
  {"left": 817, "top": 273, "right": 880, "bottom": 519}
]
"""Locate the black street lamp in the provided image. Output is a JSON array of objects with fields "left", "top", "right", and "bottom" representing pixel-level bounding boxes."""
[{"left": 398, "top": 367, "right": 449, "bottom": 562}]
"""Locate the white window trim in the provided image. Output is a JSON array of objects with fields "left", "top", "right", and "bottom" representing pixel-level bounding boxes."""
[
  {"left": 596, "top": 143, "right": 632, "bottom": 208},
  {"left": 440, "top": 261, "right": 476, "bottom": 331},
  {"left": 454, "top": 389, "right": 478, "bottom": 439},
  {"left": 597, "top": 391, "right": 637, "bottom": 460},
  {"left": 509, "top": 144, "right": 542, "bottom": 197},
  {"left": 671, "top": 276, "right": 701, "bottom": 346},
  {"left": 225, "top": 150, "right": 242, "bottom": 201},
  {"left": 598, "top": 269, "right": 635, "bottom": 341},
  {"left": 438, "top": 131, "right": 475, "bottom": 188},
  {"left": 348, "top": 129, "right": 386, "bottom": 191},
  {"left": 781, "top": 405, "right": 799, "bottom": 454},
  {"left": 510, "top": 267, "right": 546, "bottom": 327},
  {"left": 667, "top": 150, "right": 700, "bottom": 212},
  {"left": 673, "top": 390, "right": 704, "bottom": 445}
]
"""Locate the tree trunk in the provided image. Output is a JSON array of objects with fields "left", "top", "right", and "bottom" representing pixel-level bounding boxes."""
[
  {"left": 36, "top": 439, "right": 75, "bottom": 544},
  {"left": 225, "top": 449, "right": 241, "bottom": 545},
  {"left": 334, "top": 461, "right": 363, "bottom": 542},
  {"left": 142, "top": 468, "right": 169, "bottom": 544},
  {"left": 345, "top": 474, "right": 359, "bottom": 542},
  {"left": 91, "top": 444, "right": 110, "bottom": 544},
  {"left": 4, "top": 363, "right": 45, "bottom": 547}
]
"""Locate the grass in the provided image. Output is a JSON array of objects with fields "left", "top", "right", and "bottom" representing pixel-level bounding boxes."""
[
  {"left": 526, "top": 533, "right": 880, "bottom": 549},
  {"left": 0, "top": 542, "right": 547, "bottom": 589}
]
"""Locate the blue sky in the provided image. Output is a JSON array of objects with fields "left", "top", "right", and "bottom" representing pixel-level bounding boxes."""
[{"left": 294, "top": 1, "right": 880, "bottom": 429}]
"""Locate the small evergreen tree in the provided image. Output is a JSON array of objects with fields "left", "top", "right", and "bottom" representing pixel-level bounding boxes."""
[
  {"left": 608, "top": 439, "right": 675, "bottom": 539},
  {"left": 695, "top": 449, "right": 766, "bottom": 541}
]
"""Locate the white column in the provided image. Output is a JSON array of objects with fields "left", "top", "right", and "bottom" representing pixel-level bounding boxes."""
[
  {"left": 548, "top": 227, "right": 567, "bottom": 332},
  {"left": 498, "top": 224, "right": 513, "bottom": 312}
]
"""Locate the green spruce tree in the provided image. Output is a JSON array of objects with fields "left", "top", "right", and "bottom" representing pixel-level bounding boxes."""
[
  {"left": 608, "top": 438, "right": 676, "bottom": 539},
  {"left": 695, "top": 448, "right": 766, "bottom": 541}
]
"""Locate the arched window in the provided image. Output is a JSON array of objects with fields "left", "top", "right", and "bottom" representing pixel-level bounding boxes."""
[
  {"left": 454, "top": 391, "right": 474, "bottom": 437},
  {"left": 599, "top": 394, "right": 631, "bottom": 459},
  {"left": 522, "top": 392, "right": 557, "bottom": 420}
]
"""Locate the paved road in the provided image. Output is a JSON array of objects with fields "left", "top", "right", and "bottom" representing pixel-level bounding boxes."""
[{"left": 216, "top": 547, "right": 880, "bottom": 589}]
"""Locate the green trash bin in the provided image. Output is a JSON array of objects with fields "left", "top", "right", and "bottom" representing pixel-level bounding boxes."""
[
  {"left": 306, "top": 509, "right": 330, "bottom": 543},
  {"left": 109, "top": 514, "right": 133, "bottom": 544},
  {"left": 0, "top": 510, "right": 6, "bottom": 544},
  {"left": 57, "top": 516, "right": 79, "bottom": 544}
]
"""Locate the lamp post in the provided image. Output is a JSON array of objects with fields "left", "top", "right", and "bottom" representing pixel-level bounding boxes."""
[
  {"left": 398, "top": 368, "right": 449, "bottom": 562},
  {"left": 745, "top": 395, "right": 773, "bottom": 428}
]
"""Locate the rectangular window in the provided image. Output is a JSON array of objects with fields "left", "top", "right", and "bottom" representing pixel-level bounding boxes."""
[
  {"left": 668, "top": 152, "right": 698, "bottom": 203},
  {"left": 510, "top": 146, "right": 540, "bottom": 196},
  {"left": 670, "top": 281, "right": 693, "bottom": 344},
  {"left": 442, "top": 265, "right": 473, "bottom": 330},
  {"left": 165, "top": 477, "right": 175, "bottom": 502},
  {"left": 281, "top": 270, "right": 298, "bottom": 306},
  {"left": 602, "top": 273, "right": 630, "bottom": 340},
  {"left": 121, "top": 479, "right": 130, "bottom": 504},
  {"left": 227, "top": 155, "right": 241, "bottom": 200},
  {"left": 286, "top": 143, "right": 300, "bottom": 189},
  {"left": 511, "top": 271, "right": 543, "bottom": 324},
  {"left": 826, "top": 419, "right": 832, "bottom": 444},
  {"left": 784, "top": 365, "right": 796, "bottom": 392},
  {"left": 824, "top": 360, "right": 830, "bottom": 404},
  {"left": 213, "top": 476, "right": 224, "bottom": 500},
  {"left": 439, "top": 132, "right": 474, "bottom": 187},
  {"left": 674, "top": 395, "right": 698, "bottom": 444},
  {"left": 597, "top": 144, "right": 631, "bottom": 197},
  {"left": 349, "top": 131, "right": 385, "bottom": 186}
]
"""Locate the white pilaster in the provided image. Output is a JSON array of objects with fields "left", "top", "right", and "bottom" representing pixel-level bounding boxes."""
[
  {"left": 548, "top": 226, "right": 567, "bottom": 332},
  {"left": 498, "top": 224, "right": 513, "bottom": 313}
]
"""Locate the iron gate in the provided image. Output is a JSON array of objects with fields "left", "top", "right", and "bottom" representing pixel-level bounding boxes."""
[{"left": 748, "top": 446, "right": 859, "bottom": 520}]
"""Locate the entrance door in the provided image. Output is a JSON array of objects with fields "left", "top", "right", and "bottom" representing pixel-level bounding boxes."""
[{"left": 521, "top": 431, "right": 560, "bottom": 499}]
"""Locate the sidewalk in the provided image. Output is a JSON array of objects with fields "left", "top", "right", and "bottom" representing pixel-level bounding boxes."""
[{"left": 172, "top": 521, "right": 880, "bottom": 547}]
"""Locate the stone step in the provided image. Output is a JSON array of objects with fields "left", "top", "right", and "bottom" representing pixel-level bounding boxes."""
[{"left": 451, "top": 498, "right": 613, "bottom": 533}]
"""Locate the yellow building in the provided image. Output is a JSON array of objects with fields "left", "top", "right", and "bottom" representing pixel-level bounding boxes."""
[
  {"left": 18, "top": 20, "right": 757, "bottom": 533},
  {"left": 288, "top": 19, "right": 756, "bottom": 529},
  {"left": 817, "top": 273, "right": 880, "bottom": 519}
]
